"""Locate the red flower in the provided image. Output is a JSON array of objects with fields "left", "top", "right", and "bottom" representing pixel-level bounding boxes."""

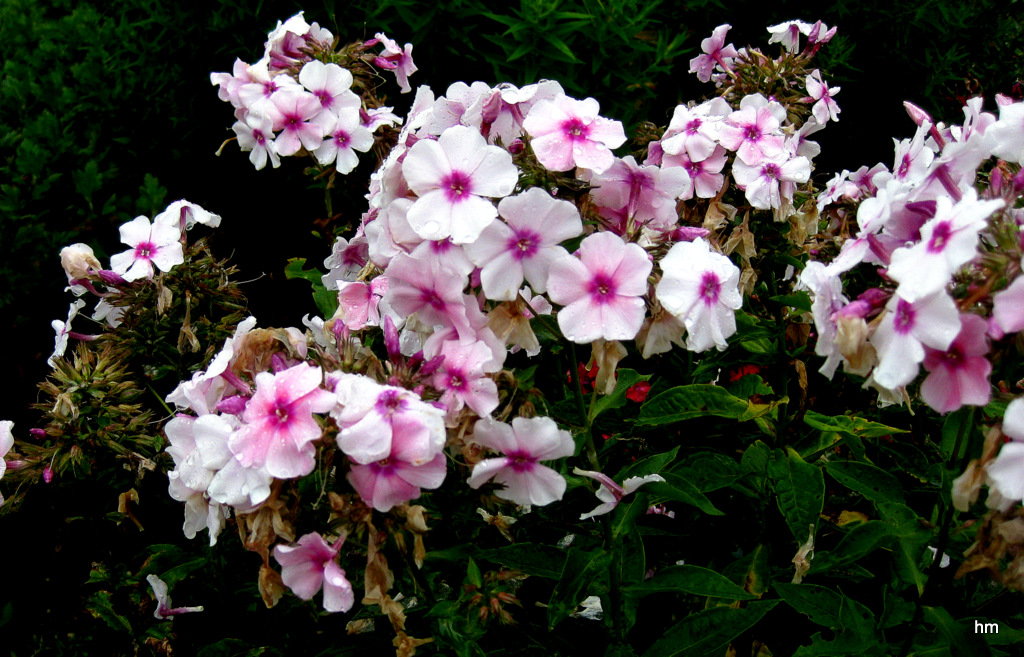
[{"left": 626, "top": 381, "right": 652, "bottom": 403}]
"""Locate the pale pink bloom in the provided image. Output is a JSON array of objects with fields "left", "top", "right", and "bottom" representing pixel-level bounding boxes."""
[
  {"left": 994, "top": 273, "right": 1024, "bottom": 334},
  {"left": 989, "top": 101, "right": 1024, "bottom": 164},
  {"left": 322, "top": 235, "right": 368, "bottom": 288},
  {"left": 574, "top": 468, "right": 665, "bottom": 519},
  {"left": 146, "top": 574, "right": 204, "bottom": 619},
  {"left": 920, "top": 313, "right": 992, "bottom": 413},
  {"left": 805, "top": 70, "right": 841, "bottom": 124},
  {"left": 656, "top": 239, "right": 742, "bottom": 353},
  {"left": 373, "top": 33, "right": 417, "bottom": 93},
  {"left": 986, "top": 443, "right": 1024, "bottom": 511},
  {"left": 666, "top": 146, "right": 728, "bottom": 200},
  {"left": 766, "top": 20, "right": 813, "bottom": 52},
  {"left": 237, "top": 60, "right": 300, "bottom": 112},
  {"left": 464, "top": 187, "right": 584, "bottom": 300},
  {"left": 462, "top": 80, "right": 565, "bottom": 145},
  {"left": 546, "top": 232, "right": 653, "bottom": 344},
  {"left": 347, "top": 443, "right": 446, "bottom": 512},
  {"left": 299, "top": 61, "right": 358, "bottom": 115},
  {"left": 312, "top": 107, "right": 373, "bottom": 173},
  {"left": 433, "top": 339, "right": 500, "bottom": 417},
  {"left": 155, "top": 200, "right": 222, "bottom": 232},
  {"left": 424, "top": 81, "right": 492, "bottom": 135},
  {"left": 48, "top": 300, "right": 86, "bottom": 367},
  {"left": 0, "top": 420, "right": 14, "bottom": 506},
  {"left": 274, "top": 532, "right": 354, "bottom": 613},
  {"left": 718, "top": 106, "right": 786, "bottom": 166},
  {"left": 335, "top": 278, "right": 390, "bottom": 330},
  {"left": 263, "top": 13, "right": 312, "bottom": 62},
  {"left": 232, "top": 112, "right": 281, "bottom": 170},
  {"left": 661, "top": 103, "right": 722, "bottom": 162},
  {"left": 795, "top": 261, "right": 848, "bottom": 378},
  {"left": 892, "top": 122, "right": 935, "bottom": 184},
  {"left": 331, "top": 373, "right": 446, "bottom": 466},
  {"left": 870, "top": 291, "right": 961, "bottom": 390},
  {"left": 266, "top": 89, "right": 324, "bottom": 156},
  {"left": 175, "top": 414, "right": 272, "bottom": 512},
  {"left": 689, "top": 24, "right": 738, "bottom": 83},
  {"left": 229, "top": 363, "right": 335, "bottom": 479},
  {"left": 110, "top": 215, "right": 184, "bottom": 282},
  {"left": 468, "top": 417, "right": 575, "bottom": 506},
  {"left": 887, "top": 192, "right": 1003, "bottom": 302},
  {"left": 732, "top": 151, "right": 811, "bottom": 210},
  {"left": 402, "top": 125, "right": 517, "bottom": 243},
  {"left": 523, "top": 94, "right": 626, "bottom": 174},
  {"left": 384, "top": 251, "right": 475, "bottom": 342},
  {"left": 210, "top": 58, "right": 253, "bottom": 109},
  {"left": 1003, "top": 398, "right": 1024, "bottom": 440},
  {"left": 588, "top": 156, "right": 689, "bottom": 229}
]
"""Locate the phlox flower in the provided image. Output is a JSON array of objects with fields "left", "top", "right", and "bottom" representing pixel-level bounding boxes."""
[
  {"left": 432, "top": 339, "right": 500, "bottom": 417},
  {"left": 689, "top": 24, "right": 738, "bottom": 83},
  {"left": 920, "top": 314, "right": 992, "bottom": 414},
  {"left": 661, "top": 102, "right": 724, "bottom": 162},
  {"left": 523, "top": 94, "right": 626, "bottom": 174},
  {"left": 373, "top": 32, "right": 417, "bottom": 93},
  {"left": 766, "top": 20, "right": 813, "bottom": 53},
  {"left": 334, "top": 277, "right": 391, "bottom": 330},
  {"left": 887, "top": 191, "right": 1003, "bottom": 301},
  {"left": 574, "top": 468, "right": 665, "bottom": 519},
  {"left": 870, "top": 291, "right": 961, "bottom": 390},
  {"left": 468, "top": 416, "right": 575, "bottom": 506},
  {"left": 322, "top": 235, "right": 369, "bottom": 288},
  {"left": 464, "top": 187, "right": 584, "bottom": 300},
  {"left": 986, "top": 443, "right": 1024, "bottom": 512},
  {"left": 49, "top": 300, "right": 86, "bottom": 367},
  {"left": 312, "top": 107, "right": 374, "bottom": 173},
  {"left": 384, "top": 251, "right": 475, "bottom": 342},
  {"left": 402, "top": 125, "right": 517, "bottom": 243},
  {"left": 266, "top": 89, "right": 324, "bottom": 156},
  {"left": 666, "top": 146, "right": 728, "bottom": 200},
  {"left": 588, "top": 156, "right": 689, "bottom": 229},
  {"left": 210, "top": 58, "right": 253, "bottom": 109},
  {"left": 273, "top": 532, "right": 354, "bottom": 613},
  {"left": 228, "top": 363, "right": 336, "bottom": 479},
  {"left": 656, "top": 239, "right": 742, "bottom": 353},
  {"left": 718, "top": 105, "right": 786, "bottom": 166},
  {"left": 546, "top": 232, "right": 653, "bottom": 344},
  {"left": 989, "top": 101, "right": 1024, "bottom": 164},
  {"left": 462, "top": 80, "right": 564, "bottom": 145},
  {"left": 109, "top": 215, "right": 184, "bottom": 282},
  {"left": 146, "top": 574, "right": 204, "bottom": 619},
  {"left": 232, "top": 112, "right": 281, "bottom": 170},
  {"left": 154, "top": 200, "right": 222, "bottom": 232},
  {"left": 993, "top": 271, "right": 1024, "bottom": 335},
  {"left": 347, "top": 438, "right": 447, "bottom": 512},
  {"left": 299, "top": 61, "right": 358, "bottom": 115},
  {"left": 60, "top": 243, "right": 101, "bottom": 293},
  {"left": 805, "top": 70, "right": 841, "bottom": 124},
  {"left": 732, "top": 151, "right": 811, "bottom": 210}
]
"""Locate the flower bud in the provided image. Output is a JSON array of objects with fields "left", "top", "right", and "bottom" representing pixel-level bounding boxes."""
[
  {"left": 29, "top": 428, "right": 46, "bottom": 440},
  {"left": 43, "top": 466, "right": 54, "bottom": 483},
  {"left": 60, "top": 244, "right": 101, "bottom": 281}
]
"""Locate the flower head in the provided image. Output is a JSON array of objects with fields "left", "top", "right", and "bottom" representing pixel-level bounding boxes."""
[
  {"left": 109, "top": 215, "right": 184, "bottom": 282},
  {"left": 468, "top": 416, "right": 575, "bottom": 506},
  {"left": 274, "top": 532, "right": 354, "bottom": 612},
  {"left": 523, "top": 95, "right": 626, "bottom": 174}
]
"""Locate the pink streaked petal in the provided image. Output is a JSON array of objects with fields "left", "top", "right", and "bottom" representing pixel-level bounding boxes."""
[
  {"left": 322, "top": 561, "right": 354, "bottom": 612},
  {"left": 530, "top": 133, "right": 576, "bottom": 171},
  {"left": 394, "top": 452, "right": 447, "bottom": 489},
  {"left": 403, "top": 139, "right": 451, "bottom": 194},
  {"left": 277, "top": 557, "right": 324, "bottom": 600},
  {"left": 598, "top": 296, "right": 647, "bottom": 341},
  {"left": 471, "top": 418, "right": 519, "bottom": 455},
  {"left": 349, "top": 463, "right": 421, "bottom": 511},
  {"left": 557, "top": 298, "right": 604, "bottom": 343},
  {"left": 511, "top": 416, "right": 575, "bottom": 460}
]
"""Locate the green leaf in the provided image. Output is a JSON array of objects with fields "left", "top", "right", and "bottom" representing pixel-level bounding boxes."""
[
  {"left": 610, "top": 490, "right": 651, "bottom": 539},
  {"left": 592, "top": 368, "right": 650, "bottom": 420},
  {"left": 87, "top": 590, "right": 133, "bottom": 635},
  {"left": 542, "top": 33, "right": 580, "bottom": 62},
  {"left": 923, "top": 607, "right": 992, "bottom": 657},
  {"left": 641, "top": 600, "right": 780, "bottom": 657},
  {"left": 625, "top": 565, "right": 757, "bottom": 600},
  {"left": 940, "top": 407, "right": 975, "bottom": 461},
  {"left": 770, "top": 291, "right": 813, "bottom": 312},
  {"left": 637, "top": 385, "right": 748, "bottom": 426},
  {"left": 617, "top": 446, "right": 679, "bottom": 481},
  {"left": 647, "top": 474, "right": 723, "bottom": 516},
  {"left": 547, "top": 547, "right": 612, "bottom": 630},
  {"left": 804, "top": 411, "right": 908, "bottom": 440},
  {"left": 723, "top": 544, "right": 770, "bottom": 597},
  {"left": 284, "top": 257, "right": 337, "bottom": 317},
  {"left": 877, "top": 502, "right": 931, "bottom": 594},
  {"left": 768, "top": 448, "right": 825, "bottom": 544},
  {"left": 670, "top": 452, "right": 744, "bottom": 492},
  {"left": 823, "top": 461, "right": 906, "bottom": 506},
  {"left": 774, "top": 582, "right": 843, "bottom": 627},
  {"left": 466, "top": 558, "right": 482, "bottom": 588},
  {"left": 809, "top": 521, "right": 894, "bottom": 575},
  {"left": 480, "top": 543, "right": 566, "bottom": 580}
]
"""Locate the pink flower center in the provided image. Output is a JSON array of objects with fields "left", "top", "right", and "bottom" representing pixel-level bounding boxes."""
[
  {"left": 685, "top": 118, "right": 703, "bottom": 135},
  {"left": 927, "top": 221, "right": 952, "bottom": 253},
  {"left": 135, "top": 241, "right": 157, "bottom": 260},
  {"left": 761, "top": 163, "right": 781, "bottom": 180},
  {"left": 744, "top": 124, "right": 762, "bottom": 142},
  {"left": 894, "top": 299, "right": 916, "bottom": 334},
  {"left": 333, "top": 130, "right": 350, "bottom": 146},
  {"left": 506, "top": 451, "right": 535, "bottom": 473},
  {"left": 699, "top": 271, "right": 721, "bottom": 304},
  {"left": 562, "top": 118, "right": 589, "bottom": 140},
  {"left": 375, "top": 389, "right": 407, "bottom": 415},
  {"left": 253, "top": 129, "right": 267, "bottom": 146},
  {"left": 274, "top": 402, "right": 290, "bottom": 423},
  {"left": 419, "top": 288, "right": 447, "bottom": 311},
  {"left": 589, "top": 273, "right": 617, "bottom": 304},
  {"left": 897, "top": 155, "right": 912, "bottom": 179},
  {"left": 508, "top": 229, "right": 541, "bottom": 261},
  {"left": 315, "top": 89, "right": 333, "bottom": 108},
  {"left": 442, "top": 170, "right": 473, "bottom": 203},
  {"left": 448, "top": 372, "right": 465, "bottom": 390}
]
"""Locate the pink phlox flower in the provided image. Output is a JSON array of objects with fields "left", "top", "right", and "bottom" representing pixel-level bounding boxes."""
[
  {"left": 348, "top": 443, "right": 447, "bottom": 512},
  {"left": 432, "top": 339, "right": 500, "bottom": 418},
  {"left": 546, "top": 232, "right": 653, "bottom": 344},
  {"left": 273, "top": 532, "right": 354, "bottom": 613},
  {"left": 689, "top": 24, "right": 738, "bottom": 83},
  {"left": 299, "top": 61, "right": 358, "bottom": 115},
  {"left": 920, "top": 313, "right": 992, "bottom": 413},
  {"left": 994, "top": 269, "right": 1024, "bottom": 335},
  {"left": 766, "top": 20, "right": 813, "bottom": 53},
  {"left": 165, "top": 416, "right": 229, "bottom": 544},
  {"left": 262, "top": 13, "right": 312, "bottom": 61},
  {"left": 986, "top": 442, "right": 1024, "bottom": 511},
  {"left": 266, "top": 89, "right": 324, "bottom": 156},
  {"left": 190, "top": 415, "right": 273, "bottom": 512},
  {"left": 892, "top": 122, "right": 936, "bottom": 184},
  {"left": 792, "top": 119, "right": 825, "bottom": 160},
  {"left": 373, "top": 32, "right": 417, "bottom": 93},
  {"left": 718, "top": 105, "right": 785, "bottom": 166},
  {"left": 425, "top": 81, "right": 492, "bottom": 135},
  {"left": 411, "top": 238, "right": 475, "bottom": 278},
  {"left": 48, "top": 300, "right": 86, "bottom": 367},
  {"left": 155, "top": 199, "right": 221, "bottom": 232},
  {"left": 331, "top": 372, "right": 445, "bottom": 466},
  {"left": 805, "top": 20, "right": 837, "bottom": 49},
  {"left": 237, "top": 60, "right": 300, "bottom": 112},
  {"left": 732, "top": 151, "right": 811, "bottom": 210},
  {"left": 232, "top": 112, "right": 281, "bottom": 170},
  {"left": 947, "top": 97, "right": 997, "bottom": 144},
  {"left": 1003, "top": 398, "right": 1024, "bottom": 441},
  {"left": 363, "top": 105, "right": 403, "bottom": 132},
  {"left": 990, "top": 100, "right": 1024, "bottom": 164},
  {"left": 795, "top": 261, "right": 848, "bottom": 377},
  {"left": 311, "top": 105, "right": 374, "bottom": 173},
  {"left": 588, "top": 156, "right": 689, "bottom": 230},
  {"left": 468, "top": 417, "right": 575, "bottom": 506},
  {"left": 464, "top": 187, "right": 584, "bottom": 300},
  {"left": 574, "top": 468, "right": 665, "bottom": 520},
  {"left": 463, "top": 80, "right": 565, "bottom": 145},
  {"left": 887, "top": 191, "right": 1003, "bottom": 301},
  {"left": 661, "top": 103, "right": 723, "bottom": 162},
  {"left": 805, "top": 70, "right": 841, "bottom": 124},
  {"left": 110, "top": 215, "right": 184, "bottom": 282},
  {"left": 656, "top": 238, "right": 742, "bottom": 353},
  {"left": 402, "top": 124, "right": 517, "bottom": 243},
  {"left": 384, "top": 251, "right": 475, "bottom": 343},
  {"left": 366, "top": 199, "right": 423, "bottom": 268},
  {"left": 322, "top": 235, "right": 369, "bottom": 288},
  {"left": 228, "top": 363, "right": 335, "bottom": 479},
  {"left": 816, "top": 170, "right": 860, "bottom": 212},
  {"left": 335, "top": 277, "right": 392, "bottom": 330},
  {"left": 0, "top": 421, "right": 14, "bottom": 506},
  {"left": 146, "top": 574, "right": 204, "bottom": 619},
  {"left": 665, "top": 146, "right": 727, "bottom": 200},
  {"left": 210, "top": 58, "right": 253, "bottom": 109},
  {"left": 422, "top": 296, "right": 508, "bottom": 371},
  {"left": 870, "top": 291, "right": 961, "bottom": 390},
  {"left": 523, "top": 94, "right": 626, "bottom": 174}
]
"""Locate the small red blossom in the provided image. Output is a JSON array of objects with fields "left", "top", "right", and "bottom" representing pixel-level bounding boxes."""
[
  {"left": 626, "top": 381, "right": 652, "bottom": 403},
  {"left": 727, "top": 364, "right": 761, "bottom": 382}
]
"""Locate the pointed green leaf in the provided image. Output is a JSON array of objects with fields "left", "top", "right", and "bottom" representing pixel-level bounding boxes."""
[
  {"left": 774, "top": 582, "right": 843, "bottom": 627},
  {"left": 768, "top": 448, "right": 825, "bottom": 544},
  {"left": 592, "top": 368, "right": 650, "bottom": 420},
  {"left": 809, "top": 521, "right": 894, "bottom": 575},
  {"left": 637, "top": 385, "right": 748, "bottom": 426},
  {"left": 641, "top": 600, "right": 780, "bottom": 657},
  {"left": 824, "top": 461, "right": 905, "bottom": 506},
  {"left": 647, "top": 474, "right": 723, "bottom": 516},
  {"left": 547, "top": 547, "right": 612, "bottom": 630},
  {"left": 626, "top": 565, "right": 757, "bottom": 600}
]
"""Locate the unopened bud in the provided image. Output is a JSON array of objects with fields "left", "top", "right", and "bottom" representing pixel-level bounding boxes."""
[
  {"left": 903, "top": 101, "right": 933, "bottom": 128},
  {"left": 60, "top": 244, "right": 101, "bottom": 281},
  {"left": 97, "top": 270, "right": 127, "bottom": 286},
  {"left": 216, "top": 395, "right": 248, "bottom": 415},
  {"left": 43, "top": 466, "right": 54, "bottom": 483},
  {"left": 508, "top": 138, "right": 525, "bottom": 155},
  {"left": 29, "top": 428, "right": 46, "bottom": 440}
]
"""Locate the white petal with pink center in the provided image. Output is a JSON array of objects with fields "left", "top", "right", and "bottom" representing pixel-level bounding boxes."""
[
  {"left": 468, "top": 417, "right": 575, "bottom": 506},
  {"left": 523, "top": 94, "right": 626, "bottom": 174},
  {"left": 110, "top": 215, "right": 184, "bottom": 282},
  {"left": 870, "top": 291, "right": 961, "bottom": 390}
]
